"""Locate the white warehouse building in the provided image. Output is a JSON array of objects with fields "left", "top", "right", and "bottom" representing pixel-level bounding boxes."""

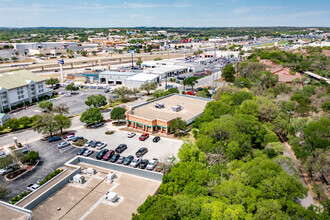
[
  {"left": 125, "top": 73, "right": 160, "bottom": 88},
  {"left": 99, "top": 71, "right": 137, "bottom": 85},
  {"left": 144, "top": 65, "right": 188, "bottom": 79},
  {"left": 0, "top": 70, "right": 52, "bottom": 112}
]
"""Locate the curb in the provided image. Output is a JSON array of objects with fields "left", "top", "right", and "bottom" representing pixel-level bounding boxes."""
[{"left": 4, "top": 160, "right": 40, "bottom": 182}]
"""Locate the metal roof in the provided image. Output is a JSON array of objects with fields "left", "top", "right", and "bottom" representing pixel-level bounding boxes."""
[{"left": 0, "top": 70, "right": 45, "bottom": 90}]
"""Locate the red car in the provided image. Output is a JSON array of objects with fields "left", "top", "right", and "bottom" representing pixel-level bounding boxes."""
[
  {"left": 194, "top": 73, "right": 199, "bottom": 76},
  {"left": 139, "top": 133, "right": 149, "bottom": 141},
  {"left": 103, "top": 150, "right": 115, "bottom": 160},
  {"left": 63, "top": 132, "right": 75, "bottom": 139},
  {"left": 200, "top": 72, "right": 206, "bottom": 76},
  {"left": 187, "top": 91, "right": 196, "bottom": 96}
]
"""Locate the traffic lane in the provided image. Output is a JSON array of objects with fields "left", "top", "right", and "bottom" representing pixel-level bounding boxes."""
[
  {"left": 0, "top": 139, "right": 77, "bottom": 199},
  {"left": 75, "top": 125, "right": 182, "bottom": 162}
]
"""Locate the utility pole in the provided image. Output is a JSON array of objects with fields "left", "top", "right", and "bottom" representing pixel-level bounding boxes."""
[
  {"left": 58, "top": 59, "right": 64, "bottom": 82},
  {"left": 130, "top": 49, "right": 135, "bottom": 69}
]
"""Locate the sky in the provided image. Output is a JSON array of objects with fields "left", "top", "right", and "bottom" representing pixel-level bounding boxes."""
[{"left": 0, "top": 0, "right": 329, "bottom": 27}]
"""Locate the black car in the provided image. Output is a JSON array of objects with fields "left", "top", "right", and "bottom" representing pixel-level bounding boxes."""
[
  {"left": 140, "top": 159, "right": 149, "bottom": 169},
  {"left": 123, "top": 155, "right": 134, "bottom": 165},
  {"left": 109, "top": 154, "right": 120, "bottom": 163},
  {"left": 117, "top": 156, "right": 126, "bottom": 164},
  {"left": 77, "top": 148, "right": 88, "bottom": 155},
  {"left": 72, "top": 136, "right": 84, "bottom": 142},
  {"left": 135, "top": 148, "right": 148, "bottom": 157},
  {"left": 91, "top": 122, "right": 104, "bottom": 128},
  {"left": 153, "top": 136, "right": 160, "bottom": 143},
  {"left": 96, "top": 149, "right": 109, "bottom": 160},
  {"left": 115, "top": 144, "right": 127, "bottom": 153}
]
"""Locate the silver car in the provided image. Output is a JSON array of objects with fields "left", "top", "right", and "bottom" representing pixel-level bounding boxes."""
[
  {"left": 96, "top": 142, "right": 107, "bottom": 150},
  {"left": 57, "top": 141, "right": 70, "bottom": 148},
  {"left": 130, "top": 158, "right": 141, "bottom": 168}
]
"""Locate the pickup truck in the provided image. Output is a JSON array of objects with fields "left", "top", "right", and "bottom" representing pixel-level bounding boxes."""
[{"left": 27, "top": 184, "right": 39, "bottom": 191}]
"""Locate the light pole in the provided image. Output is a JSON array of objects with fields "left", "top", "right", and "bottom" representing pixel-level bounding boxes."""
[{"left": 58, "top": 59, "right": 64, "bottom": 82}]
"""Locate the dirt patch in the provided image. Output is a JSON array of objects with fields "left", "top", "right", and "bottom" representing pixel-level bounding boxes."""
[{"left": 6, "top": 169, "right": 27, "bottom": 179}]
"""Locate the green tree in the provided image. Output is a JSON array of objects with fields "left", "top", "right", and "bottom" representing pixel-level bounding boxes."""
[
  {"left": 80, "top": 51, "right": 87, "bottom": 56},
  {"left": 136, "top": 60, "right": 143, "bottom": 66},
  {"left": 170, "top": 117, "right": 186, "bottom": 136},
  {"left": 52, "top": 103, "right": 69, "bottom": 115},
  {"left": 130, "top": 88, "right": 141, "bottom": 98},
  {"left": 290, "top": 94, "right": 311, "bottom": 116},
  {"left": 4, "top": 119, "right": 20, "bottom": 131},
  {"left": 114, "top": 86, "right": 132, "bottom": 102},
  {"left": 85, "top": 94, "right": 107, "bottom": 107},
  {"left": 140, "top": 82, "right": 157, "bottom": 95},
  {"left": 80, "top": 107, "right": 103, "bottom": 124},
  {"left": 32, "top": 113, "right": 59, "bottom": 137},
  {"left": 234, "top": 77, "right": 252, "bottom": 88},
  {"left": 196, "top": 90, "right": 209, "bottom": 98},
  {"left": 304, "top": 118, "right": 329, "bottom": 149},
  {"left": 183, "top": 76, "right": 198, "bottom": 91},
  {"left": 0, "top": 184, "right": 11, "bottom": 201},
  {"left": 54, "top": 114, "right": 71, "bottom": 135},
  {"left": 321, "top": 101, "right": 330, "bottom": 112},
  {"left": 239, "top": 100, "right": 260, "bottom": 118},
  {"left": 110, "top": 107, "right": 126, "bottom": 123},
  {"left": 21, "top": 151, "right": 39, "bottom": 165},
  {"left": 39, "top": 100, "right": 53, "bottom": 112},
  {"left": 18, "top": 116, "right": 32, "bottom": 128},
  {"left": 65, "top": 83, "right": 78, "bottom": 94},
  {"left": 45, "top": 78, "right": 59, "bottom": 88},
  {"left": 222, "top": 64, "right": 236, "bottom": 82},
  {"left": 255, "top": 97, "right": 278, "bottom": 122},
  {"left": 11, "top": 56, "right": 18, "bottom": 61}
]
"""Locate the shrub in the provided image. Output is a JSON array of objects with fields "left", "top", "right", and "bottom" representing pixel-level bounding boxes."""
[
  {"left": 39, "top": 169, "right": 63, "bottom": 186},
  {"left": 10, "top": 191, "right": 31, "bottom": 204},
  {"left": 105, "top": 130, "right": 115, "bottom": 135},
  {"left": 73, "top": 139, "right": 87, "bottom": 147}
]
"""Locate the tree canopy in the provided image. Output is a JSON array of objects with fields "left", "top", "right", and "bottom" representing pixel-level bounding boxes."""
[
  {"left": 80, "top": 107, "right": 104, "bottom": 124},
  {"left": 85, "top": 94, "right": 107, "bottom": 107}
]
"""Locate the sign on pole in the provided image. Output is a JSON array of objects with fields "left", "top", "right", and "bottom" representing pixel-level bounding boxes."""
[{"left": 129, "top": 50, "right": 135, "bottom": 54}]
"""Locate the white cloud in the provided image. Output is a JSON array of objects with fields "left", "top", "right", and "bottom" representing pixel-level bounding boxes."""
[{"left": 234, "top": 6, "right": 286, "bottom": 14}]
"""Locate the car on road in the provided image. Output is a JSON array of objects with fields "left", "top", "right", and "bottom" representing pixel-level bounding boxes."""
[
  {"left": 146, "top": 158, "right": 159, "bottom": 170},
  {"left": 57, "top": 141, "right": 70, "bottom": 148},
  {"left": 77, "top": 148, "right": 88, "bottom": 155},
  {"left": 117, "top": 156, "right": 126, "bottom": 164},
  {"left": 96, "top": 149, "right": 109, "bottom": 160},
  {"left": 136, "top": 147, "right": 148, "bottom": 157},
  {"left": 130, "top": 158, "right": 141, "bottom": 168},
  {"left": 63, "top": 132, "right": 75, "bottom": 139},
  {"left": 109, "top": 154, "right": 120, "bottom": 163},
  {"left": 123, "top": 155, "right": 134, "bottom": 165},
  {"left": 27, "top": 184, "right": 39, "bottom": 191},
  {"left": 48, "top": 136, "right": 61, "bottom": 142},
  {"left": 139, "top": 133, "right": 149, "bottom": 141},
  {"left": 72, "top": 136, "right": 84, "bottom": 142},
  {"left": 83, "top": 149, "right": 94, "bottom": 157},
  {"left": 187, "top": 91, "right": 196, "bottom": 96},
  {"left": 140, "top": 159, "right": 149, "bottom": 169},
  {"left": 90, "top": 122, "right": 104, "bottom": 128},
  {"left": 153, "top": 136, "right": 160, "bottom": 143},
  {"left": 127, "top": 132, "right": 136, "bottom": 138},
  {"left": 115, "top": 144, "right": 127, "bottom": 153},
  {"left": 96, "top": 142, "right": 107, "bottom": 150},
  {"left": 103, "top": 150, "right": 115, "bottom": 161}
]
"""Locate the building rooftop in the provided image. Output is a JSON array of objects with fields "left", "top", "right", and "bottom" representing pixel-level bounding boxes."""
[
  {"left": 129, "top": 94, "right": 210, "bottom": 122},
  {"left": 146, "top": 65, "right": 187, "bottom": 73},
  {"left": 0, "top": 201, "right": 32, "bottom": 220},
  {"left": 126, "top": 73, "right": 159, "bottom": 82},
  {"left": 100, "top": 70, "right": 137, "bottom": 76},
  {"left": 0, "top": 70, "right": 45, "bottom": 90}
]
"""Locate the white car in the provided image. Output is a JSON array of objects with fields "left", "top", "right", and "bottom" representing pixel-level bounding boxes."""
[
  {"left": 96, "top": 142, "right": 107, "bottom": 150},
  {"left": 127, "top": 132, "right": 136, "bottom": 138},
  {"left": 64, "top": 93, "right": 71, "bottom": 97},
  {"left": 65, "top": 135, "right": 75, "bottom": 141},
  {"left": 57, "top": 141, "right": 70, "bottom": 148},
  {"left": 130, "top": 158, "right": 141, "bottom": 168},
  {"left": 27, "top": 184, "right": 39, "bottom": 191},
  {"left": 146, "top": 159, "right": 158, "bottom": 170}
]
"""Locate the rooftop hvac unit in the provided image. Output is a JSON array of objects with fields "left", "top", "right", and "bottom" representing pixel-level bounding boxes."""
[
  {"left": 106, "top": 172, "right": 116, "bottom": 181},
  {"left": 73, "top": 174, "right": 85, "bottom": 184},
  {"left": 105, "top": 191, "right": 118, "bottom": 202},
  {"left": 172, "top": 105, "right": 182, "bottom": 112},
  {"left": 86, "top": 167, "right": 96, "bottom": 175},
  {"left": 155, "top": 103, "right": 165, "bottom": 109}
]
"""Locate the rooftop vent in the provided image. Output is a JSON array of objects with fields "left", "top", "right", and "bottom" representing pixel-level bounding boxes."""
[
  {"left": 172, "top": 105, "right": 182, "bottom": 112},
  {"left": 155, "top": 103, "right": 165, "bottom": 109}
]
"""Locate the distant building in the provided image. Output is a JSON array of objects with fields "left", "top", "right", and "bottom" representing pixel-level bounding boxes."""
[
  {"left": 99, "top": 71, "right": 137, "bottom": 85},
  {"left": 29, "top": 48, "right": 66, "bottom": 56},
  {"left": 125, "top": 73, "right": 160, "bottom": 88},
  {"left": 0, "top": 113, "right": 10, "bottom": 126},
  {"left": 157, "top": 30, "right": 167, "bottom": 35},
  {"left": 0, "top": 70, "right": 52, "bottom": 112}
]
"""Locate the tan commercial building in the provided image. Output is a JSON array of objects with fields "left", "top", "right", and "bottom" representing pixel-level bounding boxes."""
[{"left": 126, "top": 94, "right": 210, "bottom": 134}]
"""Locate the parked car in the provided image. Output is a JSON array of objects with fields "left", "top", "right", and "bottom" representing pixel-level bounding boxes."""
[
  {"left": 154, "top": 162, "right": 165, "bottom": 172},
  {"left": 72, "top": 136, "right": 84, "bottom": 142},
  {"left": 139, "top": 133, "right": 149, "bottom": 141},
  {"left": 130, "top": 158, "right": 141, "bottom": 168},
  {"left": 57, "top": 141, "right": 70, "bottom": 148},
  {"left": 48, "top": 136, "right": 61, "bottom": 142},
  {"left": 0, "top": 151, "right": 6, "bottom": 158},
  {"left": 196, "top": 87, "right": 204, "bottom": 91},
  {"left": 115, "top": 144, "right": 127, "bottom": 153},
  {"left": 187, "top": 91, "right": 196, "bottom": 96},
  {"left": 123, "top": 155, "right": 134, "bottom": 165},
  {"left": 96, "top": 149, "right": 109, "bottom": 160},
  {"left": 90, "top": 141, "right": 98, "bottom": 148},
  {"left": 21, "top": 149, "right": 30, "bottom": 155},
  {"left": 27, "top": 184, "right": 39, "bottom": 191},
  {"left": 167, "top": 155, "right": 176, "bottom": 164},
  {"left": 91, "top": 122, "right": 104, "bottom": 128},
  {"left": 135, "top": 147, "right": 148, "bottom": 157},
  {"left": 65, "top": 135, "right": 75, "bottom": 141},
  {"left": 0, "top": 164, "right": 17, "bottom": 175},
  {"left": 84, "top": 140, "right": 94, "bottom": 147},
  {"left": 127, "top": 132, "right": 136, "bottom": 138},
  {"left": 83, "top": 149, "right": 94, "bottom": 157},
  {"left": 153, "top": 136, "right": 161, "bottom": 143},
  {"left": 103, "top": 150, "right": 115, "bottom": 160},
  {"left": 77, "top": 148, "right": 88, "bottom": 155},
  {"left": 109, "top": 154, "right": 120, "bottom": 163},
  {"left": 96, "top": 142, "right": 107, "bottom": 150},
  {"left": 146, "top": 158, "right": 159, "bottom": 170},
  {"left": 63, "top": 132, "right": 75, "bottom": 139},
  {"left": 117, "top": 156, "right": 126, "bottom": 164},
  {"left": 140, "top": 159, "right": 149, "bottom": 169}
]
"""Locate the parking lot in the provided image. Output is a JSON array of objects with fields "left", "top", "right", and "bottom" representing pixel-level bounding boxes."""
[{"left": 74, "top": 124, "right": 182, "bottom": 163}]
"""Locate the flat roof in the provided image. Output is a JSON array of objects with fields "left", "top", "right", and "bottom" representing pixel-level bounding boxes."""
[
  {"left": 146, "top": 65, "right": 187, "bottom": 73},
  {"left": 99, "top": 70, "right": 137, "bottom": 76},
  {"left": 129, "top": 94, "right": 210, "bottom": 122},
  {"left": 126, "top": 73, "right": 159, "bottom": 81},
  {"left": 0, "top": 201, "right": 32, "bottom": 220},
  {"left": 0, "top": 70, "right": 45, "bottom": 90},
  {"left": 32, "top": 163, "right": 161, "bottom": 220}
]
